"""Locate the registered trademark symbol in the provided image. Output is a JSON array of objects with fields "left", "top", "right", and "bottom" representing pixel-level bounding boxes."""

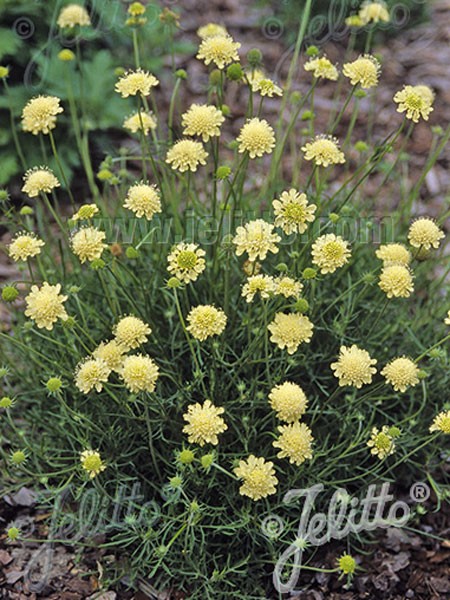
[{"left": 410, "top": 482, "right": 430, "bottom": 503}]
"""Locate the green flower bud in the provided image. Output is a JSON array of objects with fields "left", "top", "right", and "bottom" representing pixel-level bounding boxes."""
[
  {"left": 7, "top": 527, "right": 20, "bottom": 541},
  {"left": 275, "top": 263, "right": 288, "bottom": 272},
  {"left": 178, "top": 449, "right": 195, "bottom": 464},
  {"left": 46, "top": 377, "right": 62, "bottom": 393},
  {"left": 0, "top": 66, "right": 10, "bottom": 79},
  {"left": 125, "top": 247, "right": 140, "bottom": 259},
  {"left": 2, "top": 286, "right": 19, "bottom": 302},
  {"left": 388, "top": 426, "right": 401, "bottom": 438},
  {"left": 290, "top": 91, "right": 302, "bottom": 104},
  {"left": 114, "top": 67, "right": 125, "bottom": 77},
  {"left": 354, "top": 89, "right": 367, "bottom": 99},
  {"left": 301, "top": 110, "right": 313, "bottom": 121},
  {"left": 294, "top": 298, "right": 309, "bottom": 313},
  {"left": 19, "top": 206, "right": 34, "bottom": 216},
  {"left": 354, "top": 140, "right": 369, "bottom": 152},
  {"left": 58, "top": 49, "right": 75, "bottom": 61},
  {"left": 302, "top": 268, "right": 317, "bottom": 280},
  {"left": 247, "top": 48, "right": 263, "bottom": 67},
  {"left": 90, "top": 258, "right": 105, "bottom": 270},
  {"left": 0, "top": 190, "right": 9, "bottom": 202},
  {"left": 417, "top": 369, "right": 428, "bottom": 380},
  {"left": 175, "top": 68, "right": 187, "bottom": 80},
  {"left": 11, "top": 450, "right": 26, "bottom": 465},
  {"left": 216, "top": 166, "right": 231, "bottom": 180},
  {"left": 0, "top": 396, "right": 13, "bottom": 409},
  {"left": 209, "top": 69, "right": 222, "bottom": 86},
  {"left": 306, "top": 45, "right": 319, "bottom": 57},
  {"left": 221, "top": 104, "right": 231, "bottom": 116},
  {"left": 226, "top": 63, "right": 243, "bottom": 81},
  {"left": 62, "top": 316, "right": 76, "bottom": 329},
  {"left": 329, "top": 212, "right": 340, "bottom": 223},
  {"left": 97, "top": 169, "right": 113, "bottom": 181},
  {"left": 190, "top": 500, "right": 200, "bottom": 512},
  {"left": 169, "top": 476, "right": 182, "bottom": 488},
  {"left": 167, "top": 277, "right": 181, "bottom": 289},
  {"left": 200, "top": 453, "right": 214, "bottom": 470}
]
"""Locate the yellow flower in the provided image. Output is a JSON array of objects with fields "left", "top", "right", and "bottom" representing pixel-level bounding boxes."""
[
  {"left": 237, "top": 118, "right": 275, "bottom": 158},
  {"left": 93, "top": 340, "right": 126, "bottom": 371},
  {"left": 21, "top": 166, "right": 60, "bottom": 198},
  {"left": 233, "top": 219, "right": 280, "bottom": 262},
  {"left": 273, "top": 189, "right": 316, "bottom": 235},
  {"left": 301, "top": 135, "right": 345, "bottom": 167},
  {"left": 415, "top": 85, "right": 435, "bottom": 105},
  {"left": 197, "top": 34, "right": 241, "bottom": 69},
  {"left": 72, "top": 203, "right": 99, "bottom": 221},
  {"left": 234, "top": 455, "right": 278, "bottom": 501},
  {"left": 57, "top": 4, "right": 91, "bottom": 27},
  {"left": 165, "top": 139, "right": 208, "bottom": 172},
  {"left": 445, "top": 310, "right": 450, "bottom": 326},
  {"left": 430, "top": 411, "right": 450, "bottom": 434},
  {"left": 381, "top": 357, "right": 419, "bottom": 393},
  {"left": 80, "top": 450, "right": 106, "bottom": 479},
  {"left": 115, "top": 69, "right": 159, "bottom": 97},
  {"left": 120, "top": 354, "right": 159, "bottom": 393},
  {"left": 379, "top": 264, "right": 414, "bottom": 298},
  {"left": 181, "top": 104, "right": 225, "bottom": 142},
  {"left": 359, "top": 1, "right": 390, "bottom": 24},
  {"left": 394, "top": 85, "right": 434, "bottom": 123},
  {"left": 274, "top": 276, "right": 303, "bottom": 299},
  {"left": 247, "top": 70, "right": 283, "bottom": 97},
  {"left": 75, "top": 358, "right": 111, "bottom": 393},
  {"left": 0, "top": 66, "right": 10, "bottom": 79},
  {"left": 182, "top": 399, "right": 227, "bottom": 446},
  {"left": 375, "top": 243, "right": 411, "bottom": 265},
  {"left": 343, "top": 54, "right": 381, "bottom": 89},
  {"left": 331, "top": 344, "right": 377, "bottom": 388},
  {"left": 241, "top": 275, "right": 276, "bottom": 303},
  {"left": 58, "top": 49, "right": 75, "bottom": 61},
  {"left": 9, "top": 233, "right": 44, "bottom": 261},
  {"left": 167, "top": 242, "right": 206, "bottom": 284},
  {"left": 367, "top": 426, "right": 395, "bottom": 459},
  {"left": 197, "top": 23, "right": 228, "bottom": 39},
  {"left": 113, "top": 315, "right": 151, "bottom": 350},
  {"left": 186, "top": 305, "right": 227, "bottom": 341},
  {"left": 408, "top": 218, "right": 444, "bottom": 250},
  {"left": 311, "top": 233, "right": 351, "bottom": 274},
  {"left": 338, "top": 554, "right": 357, "bottom": 575},
  {"left": 269, "top": 381, "right": 308, "bottom": 422},
  {"left": 22, "top": 96, "right": 63, "bottom": 135},
  {"left": 71, "top": 227, "right": 107, "bottom": 263},
  {"left": 304, "top": 56, "right": 339, "bottom": 81},
  {"left": 268, "top": 312, "right": 314, "bottom": 354},
  {"left": 124, "top": 183, "right": 162, "bottom": 220},
  {"left": 25, "top": 282, "right": 68, "bottom": 330},
  {"left": 346, "top": 15, "right": 364, "bottom": 27},
  {"left": 273, "top": 422, "right": 314, "bottom": 466},
  {"left": 123, "top": 111, "right": 157, "bottom": 134}
]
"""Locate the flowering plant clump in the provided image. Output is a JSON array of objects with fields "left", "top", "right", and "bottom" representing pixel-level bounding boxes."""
[{"left": 0, "top": 3, "right": 449, "bottom": 598}]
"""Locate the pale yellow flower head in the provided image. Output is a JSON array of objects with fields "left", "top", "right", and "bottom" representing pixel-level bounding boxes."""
[
  {"left": 408, "top": 218, "right": 444, "bottom": 250},
  {"left": 182, "top": 104, "right": 225, "bottom": 142},
  {"left": 273, "top": 422, "right": 314, "bottom": 466},
  {"left": 338, "top": 554, "right": 357, "bottom": 576},
  {"left": 75, "top": 358, "right": 111, "bottom": 394},
  {"left": 445, "top": 310, "right": 450, "bottom": 326},
  {"left": 71, "top": 227, "right": 107, "bottom": 263},
  {"left": 22, "top": 166, "right": 60, "bottom": 197},
  {"left": 331, "top": 344, "right": 377, "bottom": 388},
  {"left": 381, "top": 357, "right": 419, "bottom": 393},
  {"left": 113, "top": 315, "right": 151, "bottom": 350},
  {"left": 165, "top": 139, "right": 208, "bottom": 172},
  {"left": 234, "top": 455, "right": 277, "bottom": 501},
  {"left": 186, "top": 305, "right": 227, "bottom": 341},
  {"left": 80, "top": 450, "right": 106, "bottom": 479},
  {"left": 197, "top": 23, "right": 228, "bottom": 40},
  {"left": 57, "top": 4, "right": 91, "bottom": 27},
  {"left": 25, "top": 282, "right": 68, "bottom": 330},
  {"left": 93, "top": 340, "right": 126, "bottom": 372},
  {"left": 268, "top": 312, "right": 314, "bottom": 354},
  {"left": 304, "top": 56, "right": 339, "bottom": 81},
  {"left": 120, "top": 354, "right": 159, "bottom": 393},
  {"left": 367, "top": 426, "right": 395, "bottom": 460},
  {"left": 311, "top": 233, "right": 351, "bottom": 274},
  {"left": 241, "top": 274, "right": 276, "bottom": 303},
  {"left": 233, "top": 219, "right": 280, "bottom": 262},
  {"left": 237, "top": 118, "right": 275, "bottom": 158},
  {"left": 394, "top": 85, "right": 434, "bottom": 123},
  {"left": 115, "top": 69, "right": 159, "bottom": 98},
  {"left": 182, "top": 399, "right": 227, "bottom": 446},
  {"left": 430, "top": 411, "right": 450, "bottom": 434},
  {"left": 273, "top": 189, "right": 316, "bottom": 235},
  {"left": 302, "top": 135, "right": 345, "bottom": 167},
  {"left": 197, "top": 34, "right": 240, "bottom": 69},
  {"left": 167, "top": 242, "right": 206, "bottom": 284},
  {"left": 247, "top": 70, "right": 283, "bottom": 97},
  {"left": 379, "top": 264, "right": 414, "bottom": 298},
  {"left": 9, "top": 233, "right": 44, "bottom": 262},
  {"left": 343, "top": 54, "right": 380, "bottom": 89},
  {"left": 376, "top": 243, "right": 411, "bottom": 266},
  {"left": 124, "top": 183, "right": 161, "bottom": 220},
  {"left": 359, "top": 1, "right": 390, "bottom": 24},
  {"left": 274, "top": 276, "right": 303, "bottom": 299},
  {"left": 22, "top": 96, "right": 63, "bottom": 135},
  {"left": 269, "top": 381, "right": 308, "bottom": 422},
  {"left": 123, "top": 111, "right": 157, "bottom": 134}
]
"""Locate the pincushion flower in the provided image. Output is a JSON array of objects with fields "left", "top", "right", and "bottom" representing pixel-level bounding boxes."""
[
  {"left": 311, "top": 234, "right": 351, "bottom": 274},
  {"left": 22, "top": 96, "right": 63, "bottom": 135},
  {"left": 182, "top": 399, "right": 227, "bottom": 446},
  {"left": 22, "top": 167, "right": 60, "bottom": 197},
  {"left": 113, "top": 316, "right": 151, "bottom": 350},
  {"left": 445, "top": 310, "right": 450, "bottom": 326},
  {"left": 379, "top": 264, "right": 414, "bottom": 298},
  {"left": 123, "top": 111, "right": 157, "bottom": 134},
  {"left": 273, "top": 189, "right": 316, "bottom": 235},
  {"left": 274, "top": 276, "right": 303, "bottom": 299},
  {"left": 165, "top": 139, "right": 208, "bottom": 172},
  {"left": 247, "top": 70, "right": 283, "bottom": 97},
  {"left": 273, "top": 422, "right": 314, "bottom": 466},
  {"left": 394, "top": 85, "right": 434, "bottom": 122},
  {"left": 71, "top": 227, "right": 107, "bottom": 263},
  {"left": 241, "top": 275, "right": 276, "bottom": 302},
  {"left": 343, "top": 54, "right": 381, "bottom": 89},
  {"left": 93, "top": 341, "right": 126, "bottom": 372},
  {"left": 268, "top": 312, "right": 314, "bottom": 354},
  {"left": 181, "top": 104, "right": 225, "bottom": 142},
  {"left": 331, "top": 344, "right": 377, "bottom": 388},
  {"left": 233, "top": 219, "right": 280, "bottom": 262},
  {"left": 359, "top": 1, "right": 390, "bottom": 24},
  {"left": 25, "top": 282, "right": 68, "bottom": 330},
  {"left": 120, "top": 354, "right": 159, "bottom": 393},
  {"left": 415, "top": 85, "right": 435, "bottom": 105},
  {"left": 304, "top": 56, "right": 339, "bottom": 81},
  {"left": 338, "top": 554, "right": 357, "bottom": 576},
  {"left": 381, "top": 357, "right": 419, "bottom": 393},
  {"left": 408, "top": 218, "right": 444, "bottom": 250},
  {"left": 430, "top": 411, "right": 450, "bottom": 434},
  {"left": 197, "top": 23, "right": 228, "bottom": 39},
  {"left": 302, "top": 135, "right": 345, "bottom": 167},
  {"left": 75, "top": 358, "right": 111, "bottom": 394},
  {"left": 57, "top": 4, "right": 91, "bottom": 27},
  {"left": 197, "top": 34, "right": 240, "bottom": 69},
  {"left": 9, "top": 233, "right": 44, "bottom": 262},
  {"left": 237, "top": 118, "right": 275, "bottom": 158},
  {"left": 269, "top": 381, "right": 308, "bottom": 422},
  {"left": 80, "top": 450, "right": 106, "bottom": 479},
  {"left": 376, "top": 243, "right": 411, "bottom": 265},
  {"left": 124, "top": 183, "right": 162, "bottom": 220},
  {"left": 234, "top": 455, "right": 277, "bottom": 501},
  {"left": 115, "top": 69, "right": 159, "bottom": 97},
  {"left": 186, "top": 305, "right": 227, "bottom": 341},
  {"left": 167, "top": 242, "right": 206, "bottom": 284},
  {"left": 367, "top": 426, "right": 395, "bottom": 459}
]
